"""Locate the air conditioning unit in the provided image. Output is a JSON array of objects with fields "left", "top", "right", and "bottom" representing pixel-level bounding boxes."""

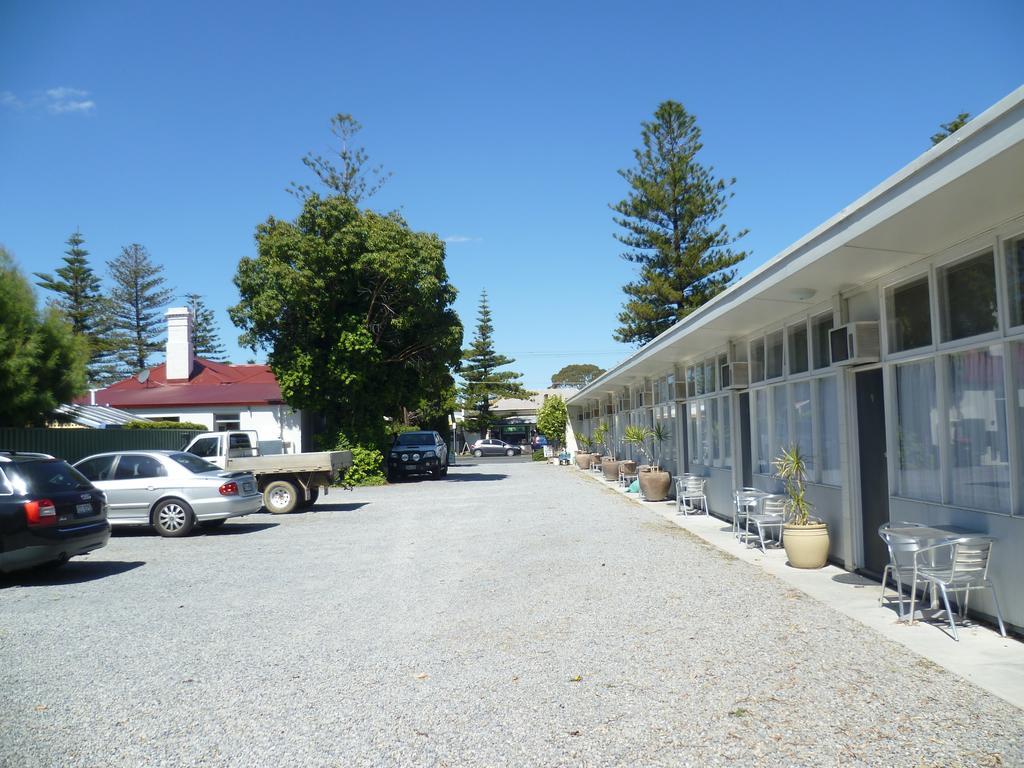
[
  {"left": 673, "top": 381, "right": 687, "bottom": 400},
  {"left": 830, "top": 322, "right": 880, "bottom": 366},
  {"left": 721, "top": 362, "right": 749, "bottom": 390}
]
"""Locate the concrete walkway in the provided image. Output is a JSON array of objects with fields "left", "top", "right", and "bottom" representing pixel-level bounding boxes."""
[{"left": 576, "top": 463, "right": 1024, "bottom": 710}]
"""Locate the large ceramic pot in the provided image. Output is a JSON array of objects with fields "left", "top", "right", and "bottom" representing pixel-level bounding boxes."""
[
  {"left": 576, "top": 452, "right": 593, "bottom": 470},
  {"left": 602, "top": 458, "right": 622, "bottom": 481},
  {"left": 638, "top": 468, "right": 672, "bottom": 501},
  {"left": 782, "top": 523, "right": 830, "bottom": 569},
  {"left": 620, "top": 460, "right": 637, "bottom": 475}
]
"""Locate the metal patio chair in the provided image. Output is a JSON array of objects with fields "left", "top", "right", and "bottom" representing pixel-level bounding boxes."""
[
  {"left": 877, "top": 522, "right": 928, "bottom": 620},
  {"left": 745, "top": 495, "right": 785, "bottom": 553},
  {"left": 676, "top": 476, "right": 707, "bottom": 516},
  {"left": 909, "top": 536, "right": 1007, "bottom": 641},
  {"left": 733, "top": 488, "right": 767, "bottom": 542}
]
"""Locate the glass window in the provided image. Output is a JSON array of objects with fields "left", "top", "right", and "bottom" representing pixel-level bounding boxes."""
[
  {"left": 788, "top": 323, "right": 808, "bottom": 374},
  {"left": 189, "top": 437, "right": 219, "bottom": 458},
  {"left": 709, "top": 398, "right": 720, "bottom": 463},
  {"left": 168, "top": 453, "right": 219, "bottom": 474},
  {"left": 817, "top": 376, "right": 841, "bottom": 485},
  {"left": 812, "top": 314, "right": 834, "bottom": 369},
  {"left": 114, "top": 455, "right": 168, "bottom": 480},
  {"left": 1006, "top": 235, "right": 1024, "bottom": 328},
  {"left": 698, "top": 400, "right": 709, "bottom": 464},
  {"left": 771, "top": 384, "right": 789, "bottom": 464},
  {"left": 755, "top": 389, "right": 769, "bottom": 473},
  {"left": 1014, "top": 343, "right": 1024, "bottom": 514},
  {"left": 895, "top": 361, "right": 941, "bottom": 502},
  {"left": 766, "top": 330, "right": 784, "bottom": 379},
  {"left": 75, "top": 455, "right": 116, "bottom": 482},
  {"left": 214, "top": 413, "right": 241, "bottom": 432},
  {"left": 694, "top": 365, "right": 705, "bottom": 396},
  {"left": 792, "top": 381, "right": 813, "bottom": 472},
  {"left": 12, "top": 460, "right": 91, "bottom": 492},
  {"left": 887, "top": 275, "right": 932, "bottom": 352},
  {"left": 938, "top": 251, "right": 998, "bottom": 341},
  {"left": 750, "top": 338, "right": 765, "bottom": 383},
  {"left": 687, "top": 402, "right": 698, "bottom": 466},
  {"left": 720, "top": 395, "right": 732, "bottom": 469},
  {"left": 705, "top": 359, "right": 717, "bottom": 393},
  {"left": 947, "top": 346, "right": 1010, "bottom": 513}
]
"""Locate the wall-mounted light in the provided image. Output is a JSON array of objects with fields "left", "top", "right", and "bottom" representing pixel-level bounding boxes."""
[{"left": 791, "top": 288, "right": 817, "bottom": 301}]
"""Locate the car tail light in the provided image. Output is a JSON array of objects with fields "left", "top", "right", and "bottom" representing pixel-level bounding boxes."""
[
  {"left": 218, "top": 481, "right": 239, "bottom": 496},
  {"left": 25, "top": 499, "right": 58, "bottom": 527}
]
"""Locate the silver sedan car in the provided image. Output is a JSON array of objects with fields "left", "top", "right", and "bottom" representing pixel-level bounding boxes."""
[{"left": 73, "top": 451, "right": 262, "bottom": 537}]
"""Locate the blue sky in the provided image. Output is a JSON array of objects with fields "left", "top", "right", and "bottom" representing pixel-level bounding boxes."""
[{"left": 2, "top": 1, "right": 1022, "bottom": 389}]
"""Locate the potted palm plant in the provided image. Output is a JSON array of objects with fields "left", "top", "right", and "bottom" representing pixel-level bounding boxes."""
[
  {"left": 624, "top": 424, "right": 671, "bottom": 501},
  {"left": 775, "top": 445, "right": 829, "bottom": 569},
  {"left": 575, "top": 434, "right": 594, "bottom": 469}
]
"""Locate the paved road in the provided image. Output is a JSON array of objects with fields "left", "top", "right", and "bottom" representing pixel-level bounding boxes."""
[{"left": 2, "top": 461, "right": 1021, "bottom": 767}]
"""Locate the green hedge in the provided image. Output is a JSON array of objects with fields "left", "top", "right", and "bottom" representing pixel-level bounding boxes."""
[{"left": 124, "top": 420, "right": 208, "bottom": 431}]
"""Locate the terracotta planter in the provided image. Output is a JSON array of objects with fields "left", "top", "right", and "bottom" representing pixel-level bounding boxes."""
[
  {"left": 782, "top": 523, "right": 830, "bottom": 569},
  {"left": 638, "top": 469, "right": 671, "bottom": 501},
  {"left": 620, "top": 460, "right": 637, "bottom": 475},
  {"left": 602, "top": 458, "right": 622, "bottom": 481},
  {"left": 576, "top": 452, "right": 593, "bottom": 470}
]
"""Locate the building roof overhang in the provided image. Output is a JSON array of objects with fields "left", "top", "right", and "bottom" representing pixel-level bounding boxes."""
[{"left": 570, "top": 86, "right": 1024, "bottom": 405}]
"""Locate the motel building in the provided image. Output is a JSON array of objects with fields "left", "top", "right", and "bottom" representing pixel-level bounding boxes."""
[{"left": 566, "top": 86, "right": 1024, "bottom": 634}]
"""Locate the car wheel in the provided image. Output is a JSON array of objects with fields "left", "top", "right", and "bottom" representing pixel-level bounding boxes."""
[
  {"left": 153, "top": 499, "right": 195, "bottom": 537},
  {"left": 473, "top": 449, "right": 483, "bottom": 457},
  {"left": 263, "top": 480, "right": 299, "bottom": 515},
  {"left": 440, "top": 465, "right": 449, "bottom": 477},
  {"left": 199, "top": 519, "right": 227, "bottom": 531},
  {"left": 506, "top": 448, "right": 515, "bottom": 456}
]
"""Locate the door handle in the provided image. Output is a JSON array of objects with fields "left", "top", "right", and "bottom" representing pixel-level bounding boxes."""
[{"left": 146, "top": 486, "right": 156, "bottom": 491}]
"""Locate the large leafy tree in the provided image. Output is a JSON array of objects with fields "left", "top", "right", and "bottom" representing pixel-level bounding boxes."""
[
  {"left": 930, "top": 112, "right": 971, "bottom": 146},
  {"left": 33, "top": 230, "right": 119, "bottom": 386},
  {"left": 230, "top": 194, "right": 462, "bottom": 448},
  {"left": 613, "top": 100, "right": 748, "bottom": 346},
  {"left": 107, "top": 243, "right": 175, "bottom": 375},
  {"left": 535, "top": 394, "right": 568, "bottom": 448},
  {"left": 0, "top": 246, "right": 88, "bottom": 425},
  {"left": 550, "top": 363, "right": 605, "bottom": 389},
  {"left": 290, "top": 113, "right": 392, "bottom": 204},
  {"left": 185, "top": 293, "right": 228, "bottom": 361},
  {"left": 459, "top": 290, "right": 529, "bottom": 435}
]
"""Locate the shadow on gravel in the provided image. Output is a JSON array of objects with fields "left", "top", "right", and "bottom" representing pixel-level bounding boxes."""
[
  {"left": 2, "top": 560, "right": 145, "bottom": 588},
  {"left": 443, "top": 472, "right": 508, "bottom": 482},
  {"left": 204, "top": 522, "right": 279, "bottom": 535},
  {"left": 306, "top": 502, "right": 368, "bottom": 513}
]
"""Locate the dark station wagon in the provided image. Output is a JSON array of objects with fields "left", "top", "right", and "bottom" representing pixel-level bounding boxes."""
[{"left": 0, "top": 452, "right": 110, "bottom": 573}]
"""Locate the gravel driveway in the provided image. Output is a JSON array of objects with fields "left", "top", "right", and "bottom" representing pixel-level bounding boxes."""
[{"left": 2, "top": 460, "right": 1021, "bottom": 767}]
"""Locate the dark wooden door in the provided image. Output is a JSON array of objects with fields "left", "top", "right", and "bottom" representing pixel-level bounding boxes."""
[
  {"left": 856, "top": 369, "right": 890, "bottom": 577},
  {"left": 739, "top": 392, "right": 752, "bottom": 488}
]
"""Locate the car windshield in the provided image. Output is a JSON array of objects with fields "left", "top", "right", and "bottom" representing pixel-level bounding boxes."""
[
  {"left": 12, "top": 460, "right": 92, "bottom": 492},
  {"left": 168, "top": 452, "right": 220, "bottom": 474},
  {"left": 395, "top": 432, "right": 433, "bottom": 446}
]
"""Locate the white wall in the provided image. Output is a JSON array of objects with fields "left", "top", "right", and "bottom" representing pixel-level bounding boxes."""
[{"left": 126, "top": 405, "right": 303, "bottom": 453}]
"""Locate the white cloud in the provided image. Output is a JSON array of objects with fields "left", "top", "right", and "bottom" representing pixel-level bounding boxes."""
[
  {"left": 0, "top": 87, "right": 95, "bottom": 114},
  {"left": 443, "top": 235, "right": 481, "bottom": 244},
  {"left": 45, "top": 86, "right": 95, "bottom": 114}
]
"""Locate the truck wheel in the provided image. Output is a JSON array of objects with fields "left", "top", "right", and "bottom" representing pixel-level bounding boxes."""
[
  {"left": 264, "top": 480, "right": 299, "bottom": 515},
  {"left": 152, "top": 499, "right": 195, "bottom": 537}
]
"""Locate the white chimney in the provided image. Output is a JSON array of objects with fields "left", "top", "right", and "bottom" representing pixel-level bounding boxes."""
[{"left": 165, "top": 307, "right": 194, "bottom": 381}]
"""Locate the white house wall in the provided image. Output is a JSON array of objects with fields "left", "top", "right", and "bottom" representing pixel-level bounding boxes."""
[{"left": 123, "top": 405, "right": 303, "bottom": 453}]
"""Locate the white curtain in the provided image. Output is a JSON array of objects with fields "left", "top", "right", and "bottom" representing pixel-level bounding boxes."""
[
  {"left": 895, "top": 361, "right": 941, "bottom": 502},
  {"left": 817, "top": 376, "right": 841, "bottom": 485}
]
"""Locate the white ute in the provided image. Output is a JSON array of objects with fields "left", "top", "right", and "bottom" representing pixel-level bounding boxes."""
[{"left": 184, "top": 431, "right": 352, "bottom": 514}]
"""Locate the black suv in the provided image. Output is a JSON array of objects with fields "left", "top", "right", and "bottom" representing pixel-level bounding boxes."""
[
  {"left": 386, "top": 431, "right": 449, "bottom": 481},
  {"left": 0, "top": 452, "right": 110, "bottom": 573}
]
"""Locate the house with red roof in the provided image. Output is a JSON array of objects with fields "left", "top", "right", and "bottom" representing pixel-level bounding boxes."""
[{"left": 83, "top": 308, "right": 308, "bottom": 452}]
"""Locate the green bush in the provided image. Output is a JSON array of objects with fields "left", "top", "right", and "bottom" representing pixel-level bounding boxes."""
[
  {"left": 532, "top": 449, "right": 545, "bottom": 462},
  {"left": 330, "top": 433, "right": 386, "bottom": 486},
  {"left": 123, "top": 420, "right": 208, "bottom": 430}
]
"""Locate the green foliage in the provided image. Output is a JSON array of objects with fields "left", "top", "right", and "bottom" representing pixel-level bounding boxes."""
[
  {"left": 774, "top": 444, "right": 814, "bottom": 525},
  {"left": 532, "top": 449, "right": 545, "bottom": 462},
  {"left": 0, "top": 246, "right": 88, "bottom": 426},
  {"left": 329, "top": 432, "right": 385, "bottom": 486},
  {"left": 576, "top": 433, "right": 593, "bottom": 451},
  {"left": 33, "top": 230, "right": 120, "bottom": 387},
  {"left": 535, "top": 394, "right": 568, "bottom": 448},
  {"left": 592, "top": 422, "right": 610, "bottom": 456},
  {"left": 930, "top": 112, "right": 971, "bottom": 146},
  {"left": 185, "top": 293, "right": 227, "bottom": 361},
  {"left": 107, "top": 243, "right": 175, "bottom": 375},
  {"left": 122, "top": 420, "right": 208, "bottom": 430},
  {"left": 290, "top": 113, "right": 392, "bottom": 204},
  {"left": 623, "top": 423, "right": 669, "bottom": 470},
  {"left": 230, "top": 194, "right": 462, "bottom": 449},
  {"left": 613, "top": 101, "right": 748, "bottom": 346},
  {"left": 550, "top": 363, "right": 605, "bottom": 389},
  {"left": 459, "top": 290, "right": 530, "bottom": 435}
]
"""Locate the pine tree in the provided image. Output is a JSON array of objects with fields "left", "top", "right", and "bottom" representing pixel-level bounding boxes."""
[
  {"left": 930, "top": 112, "right": 971, "bottom": 146},
  {"left": 459, "top": 290, "right": 529, "bottom": 436},
  {"left": 185, "top": 293, "right": 228, "bottom": 361},
  {"left": 107, "top": 244, "right": 175, "bottom": 374},
  {"left": 33, "top": 230, "right": 118, "bottom": 386},
  {"left": 613, "top": 101, "right": 748, "bottom": 346}
]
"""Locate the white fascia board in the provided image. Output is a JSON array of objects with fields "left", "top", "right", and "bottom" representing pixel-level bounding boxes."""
[{"left": 569, "top": 85, "right": 1024, "bottom": 407}]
